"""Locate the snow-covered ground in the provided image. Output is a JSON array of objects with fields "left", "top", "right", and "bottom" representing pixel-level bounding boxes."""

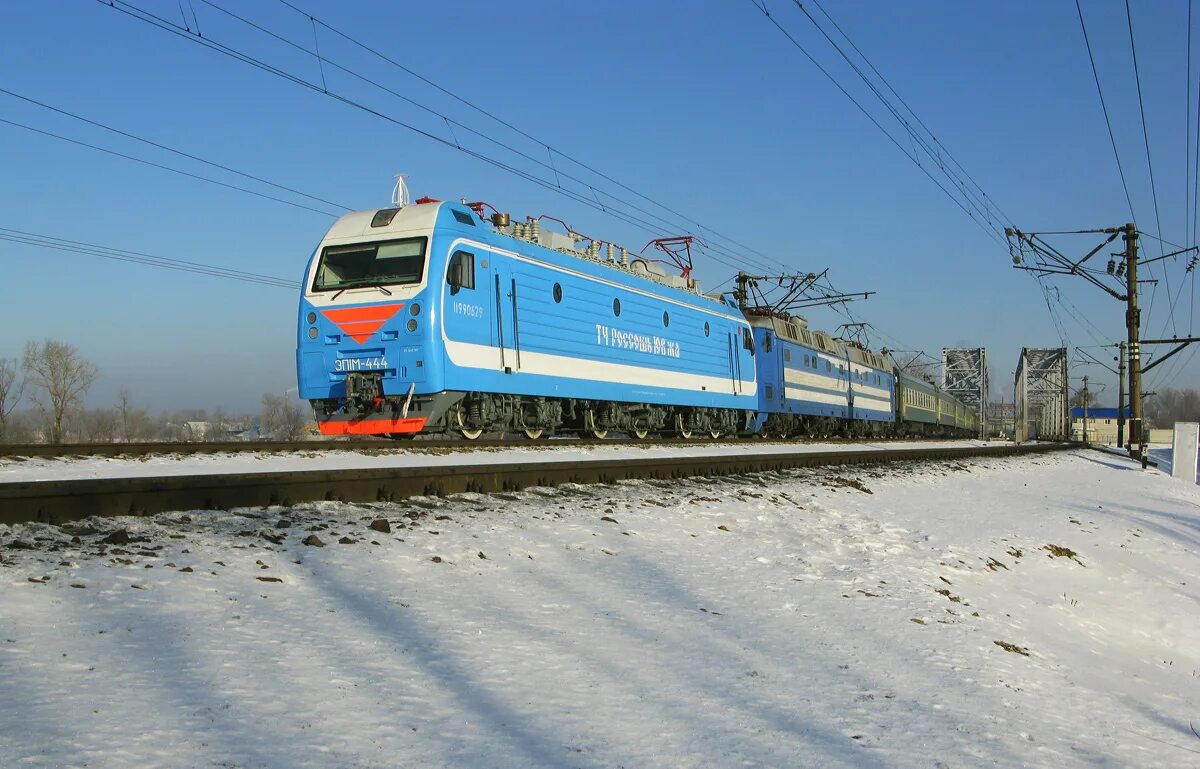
[
  {"left": 1147, "top": 444, "right": 1200, "bottom": 484},
  {"left": 2, "top": 449, "right": 1198, "bottom": 768},
  {"left": 0, "top": 439, "right": 993, "bottom": 483}
]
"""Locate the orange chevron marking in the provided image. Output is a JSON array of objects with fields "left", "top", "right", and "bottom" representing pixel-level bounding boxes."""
[{"left": 321, "top": 303, "right": 404, "bottom": 344}]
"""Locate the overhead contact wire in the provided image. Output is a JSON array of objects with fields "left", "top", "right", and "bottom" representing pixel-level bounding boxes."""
[
  {"left": 1077, "top": 0, "right": 1137, "bottom": 224},
  {"left": 196, "top": 0, "right": 783, "bottom": 275},
  {"left": 0, "top": 86, "right": 351, "bottom": 212},
  {"left": 747, "top": 0, "right": 1008, "bottom": 250},
  {"left": 101, "top": 0, "right": 781, "bottom": 276},
  {"left": 273, "top": 0, "right": 784, "bottom": 271},
  {"left": 0, "top": 117, "right": 341, "bottom": 217},
  {"left": 1126, "top": 0, "right": 1175, "bottom": 337}
]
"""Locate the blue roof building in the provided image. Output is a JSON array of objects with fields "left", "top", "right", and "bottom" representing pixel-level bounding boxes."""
[{"left": 1071, "top": 407, "right": 1129, "bottom": 419}]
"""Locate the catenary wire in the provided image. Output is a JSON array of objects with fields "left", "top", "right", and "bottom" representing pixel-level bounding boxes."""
[
  {"left": 0, "top": 227, "right": 297, "bottom": 288},
  {"left": 746, "top": 0, "right": 1008, "bottom": 250},
  {"left": 272, "top": 0, "right": 784, "bottom": 272},
  {"left": 0, "top": 86, "right": 351, "bottom": 213},
  {"left": 194, "top": 0, "right": 787, "bottom": 276},
  {"left": 809, "top": 0, "right": 1017, "bottom": 228},
  {"left": 1194, "top": 0, "right": 1200, "bottom": 249},
  {"left": 1187, "top": 0, "right": 1193, "bottom": 248},
  {"left": 0, "top": 117, "right": 342, "bottom": 218},
  {"left": 1076, "top": 0, "right": 1138, "bottom": 224},
  {"left": 1126, "top": 0, "right": 1174, "bottom": 336},
  {"left": 792, "top": 0, "right": 1007, "bottom": 233},
  {"left": 99, "top": 0, "right": 784, "bottom": 277}
]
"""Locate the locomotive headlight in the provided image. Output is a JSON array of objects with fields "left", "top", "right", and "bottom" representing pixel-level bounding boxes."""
[
  {"left": 407, "top": 319, "right": 418, "bottom": 332},
  {"left": 306, "top": 311, "right": 317, "bottom": 324},
  {"left": 308, "top": 327, "right": 318, "bottom": 339},
  {"left": 410, "top": 303, "right": 421, "bottom": 316}
]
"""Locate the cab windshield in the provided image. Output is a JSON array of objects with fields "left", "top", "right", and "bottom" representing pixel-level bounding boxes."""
[{"left": 311, "top": 236, "right": 427, "bottom": 292}]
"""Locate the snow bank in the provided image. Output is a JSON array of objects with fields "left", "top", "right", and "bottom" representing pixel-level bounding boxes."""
[{"left": 1, "top": 449, "right": 1197, "bottom": 768}]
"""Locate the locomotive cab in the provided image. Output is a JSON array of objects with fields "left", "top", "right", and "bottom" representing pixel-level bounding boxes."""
[{"left": 297, "top": 201, "right": 459, "bottom": 436}]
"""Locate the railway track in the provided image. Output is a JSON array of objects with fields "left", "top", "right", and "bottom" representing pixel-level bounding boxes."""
[
  {"left": 0, "top": 441, "right": 1067, "bottom": 525},
  {"left": 0, "top": 434, "right": 980, "bottom": 460}
]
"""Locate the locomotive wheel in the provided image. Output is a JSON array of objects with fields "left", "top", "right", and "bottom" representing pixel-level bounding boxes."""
[
  {"left": 709, "top": 429, "right": 723, "bottom": 439},
  {"left": 583, "top": 411, "right": 608, "bottom": 440},
  {"left": 523, "top": 427, "right": 544, "bottom": 440},
  {"left": 454, "top": 407, "right": 483, "bottom": 441},
  {"left": 631, "top": 426, "right": 650, "bottom": 440},
  {"left": 674, "top": 414, "right": 694, "bottom": 440}
]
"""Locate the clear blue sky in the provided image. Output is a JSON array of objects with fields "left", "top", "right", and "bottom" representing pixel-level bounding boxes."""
[{"left": 2, "top": 0, "right": 1197, "bottom": 412}]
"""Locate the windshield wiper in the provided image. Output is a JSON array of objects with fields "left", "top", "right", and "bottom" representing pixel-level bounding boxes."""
[{"left": 330, "top": 280, "right": 394, "bottom": 301}]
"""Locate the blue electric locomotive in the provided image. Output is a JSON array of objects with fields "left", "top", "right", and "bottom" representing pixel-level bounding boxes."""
[
  {"left": 746, "top": 313, "right": 896, "bottom": 438},
  {"left": 297, "top": 198, "right": 759, "bottom": 438}
]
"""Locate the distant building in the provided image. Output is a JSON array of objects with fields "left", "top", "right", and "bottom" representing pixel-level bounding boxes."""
[
  {"left": 986, "top": 402, "right": 1015, "bottom": 438},
  {"left": 180, "top": 420, "right": 256, "bottom": 442},
  {"left": 181, "top": 421, "right": 210, "bottom": 441},
  {"left": 1071, "top": 407, "right": 1129, "bottom": 444}
]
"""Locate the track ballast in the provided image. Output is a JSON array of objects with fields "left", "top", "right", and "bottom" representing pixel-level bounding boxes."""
[{"left": 1, "top": 441, "right": 1067, "bottom": 525}]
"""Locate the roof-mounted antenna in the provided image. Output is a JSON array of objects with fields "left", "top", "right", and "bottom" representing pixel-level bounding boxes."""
[{"left": 391, "top": 174, "right": 410, "bottom": 208}]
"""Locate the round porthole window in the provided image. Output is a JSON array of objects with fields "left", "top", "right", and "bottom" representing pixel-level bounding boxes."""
[
  {"left": 613, "top": 298, "right": 621, "bottom": 316},
  {"left": 553, "top": 283, "right": 562, "bottom": 303},
  {"left": 663, "top": 311, "right": 670, "bottom": 327},
  {"left": 704, "top": 321, "right": 710, "bottom": 337}
]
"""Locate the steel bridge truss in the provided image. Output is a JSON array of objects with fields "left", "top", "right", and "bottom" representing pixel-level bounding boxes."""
[
  {"left": 941, "top": 348, "right": 988, "bottom": 439},
  {"left": 1014, "top": 347, "right": 1069, "bottom": 442}
]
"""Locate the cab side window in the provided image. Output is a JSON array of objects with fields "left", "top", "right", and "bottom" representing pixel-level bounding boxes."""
[
  {"left": 448, "top": 250, "right": 475, "bottom": 294},
  {"left": 742, "top": 328, "right": 756, "bottom": 355}
]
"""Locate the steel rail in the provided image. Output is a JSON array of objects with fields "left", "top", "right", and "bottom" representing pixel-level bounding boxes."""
[
  {"left": 0, "top": 434, "right": 970, "bottom": 460},
  {"left": 0, "top": 439, "right": 395, "bottom": 459},
  {"left": 0, "top": 442, "right": 1067, "bottom": 525}
]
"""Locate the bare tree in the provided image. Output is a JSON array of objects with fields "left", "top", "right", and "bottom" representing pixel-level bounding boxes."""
[
  {"left": 80, "top": 408, "right": 119, "bottom": 443},
  {"left": 1143, "top": 388, "right": 1200, "bottom": 428},
  {"left": 208, "top": 407, "right": 228, "bottom": 442},
  {"left": 261, "top": 393, "right": 305, "bottom": 441},
  {"left": 23, "top": 340, "right": 98, "bottom": 444},
  {"left": 1069, "top": 389, "right": 1099, "bottom": 409},
  {"left": 0, "top": 357, "right": 25, "bottom": 443},
  {"left": 117, "top": 388, "right": 134, "bottom": 442},
  {"left": 116, "top": 388, "right": 153, "bottom": 442},
  {"left": 3, "top": 410, "right": 36, "bottom": 444}
]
